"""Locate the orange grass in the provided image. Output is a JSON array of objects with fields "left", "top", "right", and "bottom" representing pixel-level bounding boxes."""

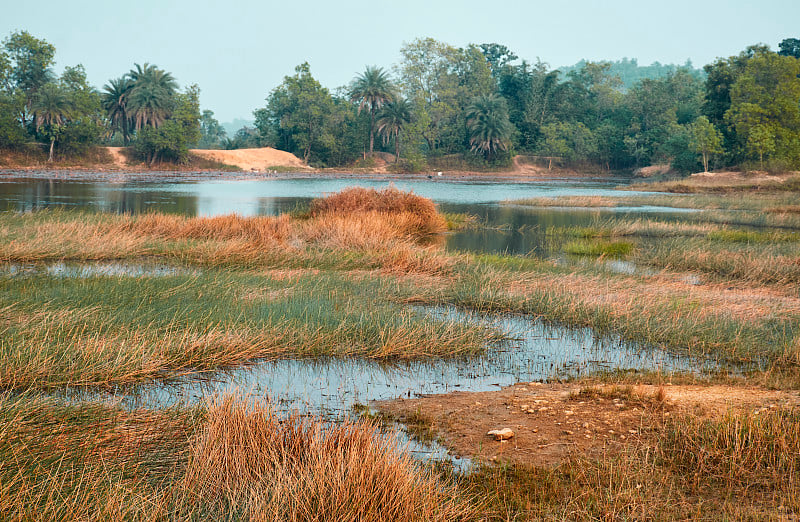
[
  {"left": 0, "top": 395, "right": 483, "bottom": 521},
  {"left": 178, "top": 397, "right": 482, "bottom": 520}
]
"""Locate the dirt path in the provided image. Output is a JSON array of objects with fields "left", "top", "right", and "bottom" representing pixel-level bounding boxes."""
[
  {"left": 377, "top": 383, "right": 800, "bottom": 467},
  {"left": 104, "top": 147, "right": 129, "bottom": 168}
]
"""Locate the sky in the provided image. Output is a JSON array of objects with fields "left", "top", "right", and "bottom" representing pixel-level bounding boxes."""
[{"left": 2, "top": 0, "right": 798, "bottom": 124}]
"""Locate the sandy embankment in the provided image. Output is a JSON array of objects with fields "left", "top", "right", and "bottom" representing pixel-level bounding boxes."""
[{"left": 189, "top": 148, "right": 309, "bottom": 171}]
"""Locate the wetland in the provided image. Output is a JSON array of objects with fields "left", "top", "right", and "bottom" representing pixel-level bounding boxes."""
[{"left": 2, "top": 174, "right": 799, "bottom": 519}]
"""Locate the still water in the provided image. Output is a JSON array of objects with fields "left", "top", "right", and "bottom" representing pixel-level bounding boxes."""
[{"left": 0, "top": 175, "right": 693, "bottom": 257}]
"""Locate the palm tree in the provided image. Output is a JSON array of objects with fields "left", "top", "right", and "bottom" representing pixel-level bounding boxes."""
[
  {"left": 31, "top": 83, "right": 73, "bottom": 162},
  {"left": 376, "top": 98, "right": 411, "bottom": 162},
  {"left": 466, "top": 94, "right": 513, "bottom": 161},
  {"left": 127, "top": 63, "right": 178, "bottom": 130},
  {"left": 349, "top": 66, "right": 395, "bottom": 155},
  {"left": 102, "top": 77, "right": 133, "bottom": 144}
]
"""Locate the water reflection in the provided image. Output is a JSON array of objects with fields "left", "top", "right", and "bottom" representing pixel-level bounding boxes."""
[{"left": 61, "top": 307, "right": 721, "bottom": 417}]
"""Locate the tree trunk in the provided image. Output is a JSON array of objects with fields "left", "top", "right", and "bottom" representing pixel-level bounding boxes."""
[
  {"left": 703, "top": 151, "right": 709, "bottom": 172},
  {"left": 395, "top": 132, "right": 400, "bottom": 162},
  {"left": 48, "top": 138, "right": 55, "bottom": 162},
  {"left": 369, "top": 107, "right": 375, "bottom": 155}
]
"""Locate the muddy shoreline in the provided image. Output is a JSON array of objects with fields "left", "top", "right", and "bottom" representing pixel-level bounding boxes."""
[{"left": 0, "top": 167, "right": 629, "bottom": 184}]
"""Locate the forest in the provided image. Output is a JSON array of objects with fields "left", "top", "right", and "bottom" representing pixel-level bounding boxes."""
[{"left": 1, "top": 30, "right": 799, "bottom": 173}]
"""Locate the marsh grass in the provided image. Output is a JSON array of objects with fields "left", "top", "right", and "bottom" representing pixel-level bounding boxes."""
[
  {"left": 0, "top": 395, "right": 482, "bottom": 521},
  {"left": 563, "top": 239, "right": 634, "bottom": 258},
  {"left": 0, "top": 271, "right": 497, "bottom": 388},
  {"left": 432, "top": 266, "right": 798, "bottom": 365},
  {"left": 460, "top": 406, "right": 800, "bottom": 520}
]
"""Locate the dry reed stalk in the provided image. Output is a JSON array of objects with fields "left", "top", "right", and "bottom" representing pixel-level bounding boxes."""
[{"left": 181, "top": 397, "right": 482, "bottom": 521}]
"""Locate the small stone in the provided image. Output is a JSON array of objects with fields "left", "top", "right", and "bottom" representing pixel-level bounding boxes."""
[
  {"left": 521, "top": 404, "right": 529, "bottom": 410},
  {"left": 487, "top": 428, "right": 515, "bottom": 441},
  {"left": 628, "top": 429, "right": 638, "bottom": 435},
  {"left": 563, "top": 430, "right": 574, "bottom": 435},
  {"left": 582, "top": 422, "right": 590, "bottom": 429},
  {"left": 532, "top": 428, "right": 539, "bottom": 433},
  {"left": 564, "top": 410, "right": 575, "bottom": 415},
  {"left": 620, "top": 435, "right": 627, "bottom": 440}
]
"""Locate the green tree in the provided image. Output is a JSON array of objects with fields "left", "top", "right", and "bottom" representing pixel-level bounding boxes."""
[
  {"left": 689, "top": 116, "right": 723, "bottom": 171},
  {"left": 102, "top": 77, "right": 133, "bottom": 144},
  {"left": 349, "top": 66, "right": 395, "bottom": 156},
  {"left": 198, "top": 109, "right": 227, "bottom": 148},
  {"left": 127, "top": 63, "right": 177, "bottom": 130},
  {"left": 257, "top": 63, "right": 338, "bottom": 164},
  {"left": 726, "top": 52, "right": 800, "bottom": 168},
  {"left": 2, "top": 31, "right": 55, "bottom": 124},
  {"left": 31, "top": 83, "right": 72, "bottom": 161},
  {"left": 465, "top": 94, "right": 513, "bottom": 161},
  {"left": 778, "top": 38, "right": 800, "bottom": 59},
  {"left": 702, "top": 45, "right": 770, "bottom": 164},
  {"left": 398, "top": 38, "right": 494, "bottom": 156},
  {"left": 747, "top": 124, "right": 776, "bottom": 169},
  {"left": 376, "top": 98, "right": 411, "bottom": 162},
  {"left": 134, "top": 85, "right": 200, "bottom": 165},
  {"left": 479, "top": 43, "right": 518, "bottom": 78}
]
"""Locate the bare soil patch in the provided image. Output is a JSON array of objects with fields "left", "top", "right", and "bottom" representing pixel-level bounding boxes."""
[
  {"left": 189, "top": 147, "right": 309, "bottom": 171},
  {"left": 377, "top": 383, "right": 800, "bottom": 467}
]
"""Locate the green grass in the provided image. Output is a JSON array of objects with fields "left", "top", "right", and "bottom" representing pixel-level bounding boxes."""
[
  {"left": 0, "top": 270, "right": 498, "bottom": 388},
  {"left": 564, "top": 239, "right": 634, "bottom": 258}
]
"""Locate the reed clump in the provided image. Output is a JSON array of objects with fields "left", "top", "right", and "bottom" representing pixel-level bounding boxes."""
[
  {"left": 308, "top": 186, "right": 447, "bottom": 236},
  {"left": 0, "top": 395, "right": 482, "bottom": 521},
  {"left": 180, "top": 397, "right": 480, "bottom": 521}
]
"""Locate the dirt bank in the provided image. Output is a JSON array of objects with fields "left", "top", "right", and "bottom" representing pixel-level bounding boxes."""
[
  {"left": 189, "top": 147, "right": 309, "bottom": 171},
  {"left": 377, "top": 383, "right": 800, "bottom": 467}
]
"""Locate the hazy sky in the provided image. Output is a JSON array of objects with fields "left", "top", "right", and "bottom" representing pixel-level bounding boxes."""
[{"left": 2, "top": 0, "right": 797, "bottom": 123}]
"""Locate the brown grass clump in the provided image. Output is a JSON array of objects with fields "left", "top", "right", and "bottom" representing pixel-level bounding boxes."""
[
  {"left": 309, "top": 187, "right": 446, "bottom": 236},
  {"left": 180, "top": 397, "right": 481, "bottom": 521}
]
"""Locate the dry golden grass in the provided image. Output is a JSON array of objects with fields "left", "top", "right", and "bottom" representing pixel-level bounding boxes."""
[
  {"left": 179, "top": 397, "right": 481, "bottom": 521},
  {"left": 1, "top": 188, "right": 450, "bottom": 274},
  {"left": 309, "top": 186, "right": 447, "bottom": 236},
  {"left": 0, "top": 395, "right": 482, "bottom": 521}
]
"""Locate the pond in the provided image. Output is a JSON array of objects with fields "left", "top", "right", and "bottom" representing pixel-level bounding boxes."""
[{"left": 0, "top": 175, "right": 694, "bottom": 257}]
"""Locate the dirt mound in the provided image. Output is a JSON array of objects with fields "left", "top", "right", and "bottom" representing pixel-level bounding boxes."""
[{"left": 189, "top": 148, "right": 308, "bottom": 171}]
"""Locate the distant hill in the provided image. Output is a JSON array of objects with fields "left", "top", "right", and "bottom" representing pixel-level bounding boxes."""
[{"left": 559, "top": 58, "right": 705, "bottom": 89}]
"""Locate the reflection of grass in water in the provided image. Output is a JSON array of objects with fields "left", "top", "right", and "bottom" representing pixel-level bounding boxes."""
[
  {"left": 0, "top": 394, "right": 481, "bottom": 520},
  {"left": 0, "top": 271, "right": 496, "bottom": 389}
]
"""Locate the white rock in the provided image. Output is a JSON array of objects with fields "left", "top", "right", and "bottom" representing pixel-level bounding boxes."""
[{"left": 487, "top": 428, "right": 515, "bottom": 441}]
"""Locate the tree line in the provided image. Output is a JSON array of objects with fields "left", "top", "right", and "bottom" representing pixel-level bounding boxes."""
[{"left": 1, "top": 30, "right": 799, "bottom": 173}]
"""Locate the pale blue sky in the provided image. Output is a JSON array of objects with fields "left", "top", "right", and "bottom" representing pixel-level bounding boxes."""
[{"left": 3, "top": 0, "right": 797, "bottom": 122}]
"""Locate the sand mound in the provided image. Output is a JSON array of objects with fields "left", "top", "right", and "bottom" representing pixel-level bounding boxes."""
[{"left": 189, "top": 147, "right": 308, "bottom": 171}]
